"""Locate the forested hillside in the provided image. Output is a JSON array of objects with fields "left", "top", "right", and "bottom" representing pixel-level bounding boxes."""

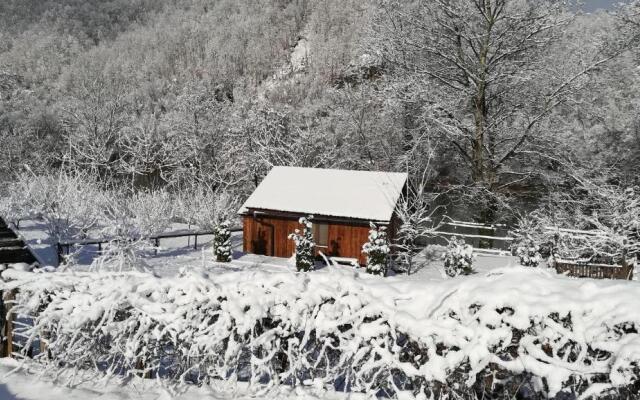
[{"left": 1, "top": 0, "right": 639, "bottom": 222}]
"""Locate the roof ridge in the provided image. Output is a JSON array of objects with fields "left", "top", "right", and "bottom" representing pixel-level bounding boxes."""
[{"left": 272, "top": 165, "right": 408, "bottom": 176}]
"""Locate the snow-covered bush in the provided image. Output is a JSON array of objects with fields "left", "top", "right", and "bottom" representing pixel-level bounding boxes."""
[
  {"left": 510, "top": 215, "right": 556, "bottom": 268},
  {"left": 288, "top": 216, "right": 315, "bottom": 272},
  {"left": 213, "top": 220, "right": 232, "bottom": 262},
  {"left": 511, "top": 235, "right": 544, "bottom": 267},
  {"left": 362, "top": 223, "right": 389, "bottom": 275},
  {"left": 442, "top": 237, "right": 474, "bottom": 277},
  {"left": 5, "top": 267, "right": 640, "bottom": 399}
]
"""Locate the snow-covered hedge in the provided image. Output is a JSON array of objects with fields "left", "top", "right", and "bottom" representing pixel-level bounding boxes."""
[{"left": 2, "top": 267, "right": 640, "bottom": 399}]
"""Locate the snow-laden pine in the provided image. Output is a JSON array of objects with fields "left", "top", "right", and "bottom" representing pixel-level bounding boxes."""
[
  {"left": 288, "top": 217, "right": 315, "bottom": 272},
  {"left": 3, "top": 266, "right": 640, "bottom": 399},
  {"left": 361, "top": 223, "right": 389, "bottom": 275},
  {"left": 213, "top": 221, "right": 232, "bottom": 262}
]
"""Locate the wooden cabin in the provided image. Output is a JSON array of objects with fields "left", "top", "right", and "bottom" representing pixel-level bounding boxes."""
[{"left": 239, "top": 166, "right": 408, "bottom": 265}]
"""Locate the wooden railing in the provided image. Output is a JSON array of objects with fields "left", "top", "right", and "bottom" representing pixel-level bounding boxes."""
[{"left": 0, "top": 218, "right": 38, "bottom": 265}]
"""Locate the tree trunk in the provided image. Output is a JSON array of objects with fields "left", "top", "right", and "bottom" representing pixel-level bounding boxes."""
[{"left": 472, "top": 88, "right": 486, "bottom": 184}]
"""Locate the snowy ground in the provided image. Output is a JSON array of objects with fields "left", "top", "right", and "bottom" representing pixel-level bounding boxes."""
[
  {"left": 4, "top": 220, "right": 640, "bottom": 399},
  {"left": 14, "top": 219, "right": 240, "bottom": 276},
  {"left": 12, "top": 220, "right": 58, "bottom": 267}
]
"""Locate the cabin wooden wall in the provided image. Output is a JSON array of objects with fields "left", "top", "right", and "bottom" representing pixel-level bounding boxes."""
[
  {"left": 243, "top": 215, "right": 374, "bottom": 265},
  {"left": 242, "top": 215, "right": 299, "bottom": 260}
]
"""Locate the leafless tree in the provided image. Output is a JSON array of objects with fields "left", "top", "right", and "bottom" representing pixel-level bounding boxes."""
[
  {"left": 394, "top": 162, "right": 447, "bottom": 274},
  {"left": 375, "top": 0, "right": 640, "bottom": 215}
]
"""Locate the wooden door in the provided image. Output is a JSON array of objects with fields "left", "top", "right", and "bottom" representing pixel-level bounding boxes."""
[{"left": 252, "top": 219, "right": 273, "bottom": 256}]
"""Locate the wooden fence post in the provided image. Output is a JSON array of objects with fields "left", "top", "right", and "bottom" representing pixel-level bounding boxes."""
[
  {"left": 56, "top": 243, "right": 62, "bottom": 267},
  {"left": 39, "top": 333, "right": 48, "bottom": 359},
  {"left": 1, "top": 289, "right": 16, "bottom": 358},
  {"left": 135, "top": 358, "right": 151, "bottom": 379}
]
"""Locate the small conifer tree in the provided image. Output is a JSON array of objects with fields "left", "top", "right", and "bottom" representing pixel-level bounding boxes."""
[
  {"left": 288, "top": 216, "right": 315, "bottom": 272},
  {"left": 443, "top": 237, "right": 475, "bottom": 277},
  {"left": 362, "top": 223, "right": 390, "bottom": 276},
  {"left": 213, "top": 220, "right": 232, "bottom": 262}
]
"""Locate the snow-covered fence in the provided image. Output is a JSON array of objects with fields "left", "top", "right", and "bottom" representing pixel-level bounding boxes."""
[
  {"left": 0, "top": 286, "right": 38, "bottom": 360},
  {"left": 2, "top": 267, "right": 640, "bottom": 398},
  {"left": 429, "top": 219, "right": 514, "bottom": 254},
  {"left": 0, "top": 218, "right": 38, "bottom": 265}
]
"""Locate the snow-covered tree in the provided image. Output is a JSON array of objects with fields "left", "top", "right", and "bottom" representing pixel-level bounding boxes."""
[
  {"left": 176, "top": 186, "right": 237, "bottom": 231},
  {"left": 362, "top": 223, "right": 390, "bottom": 276},
  {"left": 92, "top": 189, "right": 173, "bottom": 272},
  {"left": 213, "top": 220, "right": 232, "bottom": 262},
  {"left": 375, "top": 0, "right": 639, "bottom": 220},
  {"left": 0, "top": 173, "right": 44, "bottom": 228},
  {"left": 288, "top": 216, "right": 315, "bottom": 272},
  {"left": 443, "top": 237, "right": 474, "bottom": 277},
  {"left": 394, "top": 165, "right": 444, "bottom": 275},
  {"left": 127, "top": 190, "right": 174, "bottom": 239},
  {"left": 14, "top": 170, "right": 104, "bottom": 241},
  {"left": 510, "top": 216, "right": 548, "bottom": 267}
]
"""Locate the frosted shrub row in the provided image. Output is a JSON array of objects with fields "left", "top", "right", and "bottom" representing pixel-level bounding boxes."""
[{"left": 3, "top": 266, "right": 640, "bottom": 399}]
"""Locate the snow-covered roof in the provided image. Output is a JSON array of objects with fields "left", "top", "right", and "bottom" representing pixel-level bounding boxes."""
[{"left": 239, "top": 166, "right": 408, "bottom": 223}]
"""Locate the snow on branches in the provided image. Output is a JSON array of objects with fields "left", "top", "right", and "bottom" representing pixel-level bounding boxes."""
[
  {"left": 513, "top": 183, "right": 640, "bottom": 266},
  {"left": 288, "top": 216, "right": 315, "bottom": 272},
  {"left": 393, "top": 169, "right": 443, "bottom": 275},
  {"left": 175, "top": 187, "right": 237, "bottom": 232},
  {"left": 0, "top": 171, "right": 103, "bottom": 239},
  {"left": 442, "top": 237, "right": 474, "bottom": 277},
  {"left": 362, "top": 223, "right": 389, "bottom": 276}
]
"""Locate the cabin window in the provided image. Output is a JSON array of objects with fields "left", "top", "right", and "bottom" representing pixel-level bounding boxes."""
[{"left": 313, "top": 223, "right": 329, "bottom": 247}]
